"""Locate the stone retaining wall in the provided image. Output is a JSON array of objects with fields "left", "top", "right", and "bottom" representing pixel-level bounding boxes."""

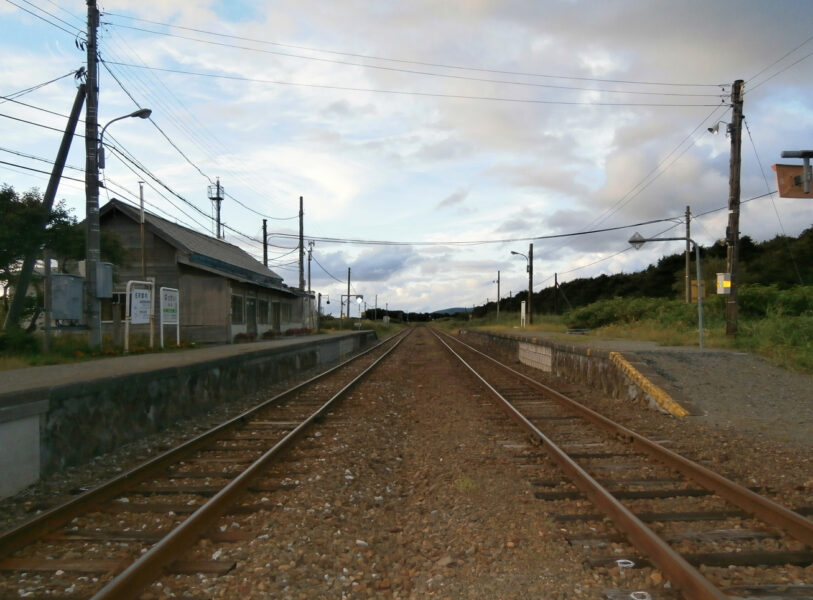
[
  {"left": 0, "top": 332, "right": 377, "bottom": 498},
  {"left": 460, "top": 329, "right": 684, "bottom": 416}
]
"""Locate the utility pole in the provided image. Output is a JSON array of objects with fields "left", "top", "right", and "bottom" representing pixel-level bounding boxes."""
[
  {"left": 307, "top": 240, "right": 313, "bottom": 328},
  {"left": 207, "top": 178, "right": 224, "bottom": 239},
  {"left": 554, "top": 273, "right": 558, "bottom": 314},
  {"left": 298, "top": 196, "right": 305, "bottom": 290},
  {"left": 262, "top": 219, "right": 268, "bottom": 267},
  {"left": 344, "top": 267, "right": 351, "bottom": 327},
  {"left": 528, "top": 243, "right": 533, "bottom": 324},
  {"left": 139, "top": 181, "right": 146, "bottom": 279},
  {"left": 307, "top": 241, "right": 313, "bottom": 293},
  {"left": 725, "top": 79, "right": 744, "bottom": 336},
  {"left": 85, "top": 0, "right": 102, "bottom": 348},
  {"left": 685, "top": 205, "right": 692, "bottom": 303},
  {"left": 495, "top": 270, "right": 500, "bottom": 321}
]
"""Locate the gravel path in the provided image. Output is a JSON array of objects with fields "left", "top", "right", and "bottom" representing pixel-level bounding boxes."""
[{"left": 633, "top": 348, "right": 812, "bottom": 448}]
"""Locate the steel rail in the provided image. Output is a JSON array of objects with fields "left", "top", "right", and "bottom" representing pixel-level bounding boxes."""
[
  {"left": 432, "top": 329, "right": 730, "bottom": 600},
  {"left": 438, "top": 330, "right": 813, "bottom": 546},
  {"left": 90, "top": 328, "right": 411, "bottom": 600},
  {"left": 0, "top": 329, "right": 408, "bottom": 559}
]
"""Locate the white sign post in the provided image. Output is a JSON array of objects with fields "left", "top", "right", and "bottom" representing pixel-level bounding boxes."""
[
  {"left": 160, "top": 287, "right": 180, "bottom": 348},
  {"left": 125, "top": 280, "right": 153, "bottom": 353},
  {"left": 520, "top": 300, "right": 526, "bottom": 327}
]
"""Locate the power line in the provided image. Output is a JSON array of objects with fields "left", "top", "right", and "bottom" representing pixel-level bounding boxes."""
[
  {"left": 102, "top": 22, "right": 724, "bottom": 99},
  {"left": 311, "top": 253, "right": 344, "bottom": 284},
  {"left": 747, "top": 32, "right": 813, "bottom": 88},
  {"left": 100, "top": 58, "right": 300, "bottom": 222},
  {"left": 103, "top": 12, "right": 723, "bottom": 88},
  {"left": 578, "top": 104, "right": 730, "bottom": 232},
  {"left": 0, "top": 158, "right": 85, "bottom": 182},
  {"left": 0, "top": 70, "right": 79, "bottom": 103},
  {"left": 102, "top": 61, "right": 722, "bottom": 108},
  {"left": 3, "top": 0, "right": 84, "bottom": 37}
]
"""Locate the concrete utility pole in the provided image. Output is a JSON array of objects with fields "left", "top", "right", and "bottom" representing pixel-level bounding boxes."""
[
  {"left": 685, "top": 205, "right": 692, "bottom": 303},
  {"left": 139, "top": 181, "right": 146, "bottom": 279},
  {"left": 262, "top": 219, "right": 268, "bottom": 267},
  {"left": 3, "top": 81, "right": 86, "bottom": 332},
  {"left": 85, "top": 0, "right": 102, "bottom": 349},
  {"left": 725, "top": 79, "right": 744, "bottom": 336},
  {"left": 298, "top": 196, "right": 305, "bottom": 290}
]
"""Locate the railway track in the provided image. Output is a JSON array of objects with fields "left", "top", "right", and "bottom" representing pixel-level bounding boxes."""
[
  {"left": 433, "top": 328, "right": 813, "bottom": 600},
  {"left": 0, "top": 329, "right": 409, "bottom": 600}
]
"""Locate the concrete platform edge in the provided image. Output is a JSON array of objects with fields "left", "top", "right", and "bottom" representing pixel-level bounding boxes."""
[{"left": 461, "top": 329, "right": 695, "bottom": 418}]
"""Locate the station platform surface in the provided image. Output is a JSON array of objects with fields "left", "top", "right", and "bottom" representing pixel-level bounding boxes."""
[{"left": 0, "top": 333, "right": 357, "bottom": 403}]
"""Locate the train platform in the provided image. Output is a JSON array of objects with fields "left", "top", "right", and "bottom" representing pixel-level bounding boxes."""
[
  {"left": 0, "top": 333, "right": 351, "bottom": 402},
  {"left": 472, "top": 327, "right": 812, "bottom": 449},
  {"left": 0, "top": 330, "right": 377, "bottom": 499}
]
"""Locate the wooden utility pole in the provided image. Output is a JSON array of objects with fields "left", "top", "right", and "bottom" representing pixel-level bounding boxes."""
[
  {"left": 685, "top": 205, "right": 692, "bottom": 303},
  {"left": 262, "top": 219, "right": 268, "bottom": 267},
  {"left": 725, "top": 80, "right": 744, "bottom": 336},
  {"left": 554, "top": 273, "right": 558, "bottom": 314}
]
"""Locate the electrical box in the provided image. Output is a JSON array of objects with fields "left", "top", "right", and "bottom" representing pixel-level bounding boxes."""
[
  {"left": 78, "top": 260, "right": 114, "bottom": 298},
  {"left": 51, "top": 274, "right": 83, "bottom": 320},
  {"left": 96, "top": 262, "right": 113, "bottom": 298}
]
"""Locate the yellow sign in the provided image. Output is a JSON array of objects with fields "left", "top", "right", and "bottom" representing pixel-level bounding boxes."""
[
  {"left": 717, "top": 273, "right": 731, "bottom": 295},
  {"left": 772, "top": 164, "right": 811, "bottom": 198}
]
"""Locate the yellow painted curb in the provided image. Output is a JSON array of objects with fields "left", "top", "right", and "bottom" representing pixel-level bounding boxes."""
[{"left": 609, "top": 351, "right": 689, "bottom": 418}]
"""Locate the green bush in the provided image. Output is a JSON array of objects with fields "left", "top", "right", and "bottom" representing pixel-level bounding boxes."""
[
  {"left": 0, "top": 328, "right": 39, "bottom": 355},
  {"left": 739, "top": 284, "right": 812, "bottom": 317}
]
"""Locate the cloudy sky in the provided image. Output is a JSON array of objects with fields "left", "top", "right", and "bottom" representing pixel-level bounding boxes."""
[{"left": 2, "top": 1, "right": 812, "bottom": 315}]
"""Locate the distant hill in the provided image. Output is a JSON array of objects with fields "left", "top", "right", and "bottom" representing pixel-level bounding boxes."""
[{"left": 432, "top": 307, "right": 472, "bottom": 315}]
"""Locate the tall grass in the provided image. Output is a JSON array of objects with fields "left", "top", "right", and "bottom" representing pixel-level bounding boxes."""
[{"left": 456, "top": 285, "right": 812, "bottom": 374}]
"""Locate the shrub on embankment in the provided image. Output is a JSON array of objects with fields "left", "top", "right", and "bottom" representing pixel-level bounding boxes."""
[{"left": 564, "top": 284, "right": 812, "bottom": 372}]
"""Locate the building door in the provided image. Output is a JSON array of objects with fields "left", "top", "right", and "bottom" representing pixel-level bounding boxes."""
[
  {"left": 272, "top": 302, "right": 281, "bottom": 331},
  {"left": 246, "top": 297, "right": 257, "bottom": 338}
]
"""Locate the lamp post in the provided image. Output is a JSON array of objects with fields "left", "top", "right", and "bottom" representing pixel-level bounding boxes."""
[
  {"left": 511, "top": 242, "right": 533, "bottom": 324},
  {"left": 86, "top": 107, "right": 152, "bottom": 348},
  {"left": 629, "top": 232, "right": 704, "bottom": 349}
]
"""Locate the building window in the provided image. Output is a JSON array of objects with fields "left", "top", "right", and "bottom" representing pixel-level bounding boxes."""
[
  {"left": 258, "top": 299, "right": 269, "bottom": 324},
  {"left": 280, "top": 302, "right": 291, "bottom": 323},
  {"left": 231, "top": 294, "right": 244, "bottom": 324}
]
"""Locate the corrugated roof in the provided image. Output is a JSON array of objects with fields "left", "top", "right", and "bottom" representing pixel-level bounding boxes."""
[{"left": 100, "top": 199, "right": 291, "bottom": 289}]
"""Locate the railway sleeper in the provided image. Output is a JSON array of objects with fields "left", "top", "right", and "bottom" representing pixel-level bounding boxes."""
[{"left": 585, "top": 549, "right": 813, "bottom": 569}]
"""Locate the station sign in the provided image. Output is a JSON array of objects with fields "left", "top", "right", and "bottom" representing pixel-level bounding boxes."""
[{"left": 772, "top": 164, "right": 811, "bottom": 198}]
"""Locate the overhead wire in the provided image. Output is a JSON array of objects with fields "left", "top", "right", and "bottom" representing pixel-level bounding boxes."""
[
  {"left": 578, "top": 103, "right": 730, "bottom": 232},
  {"left": 0, "top": 70, "right": 79, "bottom": 103},
  {"left": 3, "top": 0, "right": 84, "bottom": 37},
  {"left": 102, "top": 12, "right": 723, "bottom": 88},
  {"left": 742, "top": 117, "right": 804, "bottom": 284},
  {"left": 100, "top": 61, "right": 724, "bottom": 108},
  {"left": 101, "top": 21, "right": 724, "bottom": 99}
]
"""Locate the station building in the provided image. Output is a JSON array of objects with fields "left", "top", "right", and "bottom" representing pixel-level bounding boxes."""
[{"left": 98, "top": 198, "right": 312, "bottom": 344}]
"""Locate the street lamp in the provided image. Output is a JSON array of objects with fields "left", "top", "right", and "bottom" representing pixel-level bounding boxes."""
[
  {"left": 629, "top": 232, "right": 704, "bottom": 349},
  {"left": 86, "top": 107, "right": 152, "bottom": 348},
  {"left": 98, "top": 108, "right": 152, "bottom": 169},
  {"left": 511, "top": 243, "right": 533, "bottom": 324}
]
